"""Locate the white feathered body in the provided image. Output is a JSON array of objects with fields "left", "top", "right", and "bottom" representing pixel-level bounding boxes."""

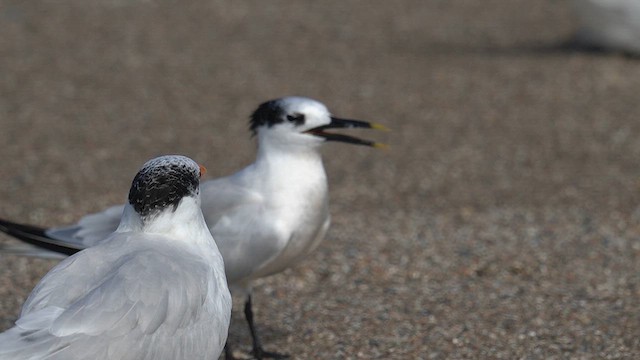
[
  {"left": 0, "top": 199, "right": 231, "bottom": 360},
  {"left": 201, "top": 143, "right": 331, "bottom": 286}
]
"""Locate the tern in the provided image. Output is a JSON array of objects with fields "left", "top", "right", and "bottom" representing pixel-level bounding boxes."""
[
  {"left": 0, "top": 155, "right": 231, "bottom": 360},
  {"left": 0, "top": 96, "right": 386, "bottom": 359}
]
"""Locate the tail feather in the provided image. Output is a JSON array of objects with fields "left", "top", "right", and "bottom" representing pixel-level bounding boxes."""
[{"left": 0, "top": 218, "right": 80, "bottom": 256}]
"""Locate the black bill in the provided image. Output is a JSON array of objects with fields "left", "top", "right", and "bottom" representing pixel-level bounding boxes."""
[{"left": 305, "top": 117, "right": 388, "bottom": 148}]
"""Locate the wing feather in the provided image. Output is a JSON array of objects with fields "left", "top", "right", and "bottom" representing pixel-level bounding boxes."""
[
  {"left": 0, "top": 232, "right": 228, "bottom": 360},
  {"left": 46, "top": 205, "right": 124, "bottom": 248}
]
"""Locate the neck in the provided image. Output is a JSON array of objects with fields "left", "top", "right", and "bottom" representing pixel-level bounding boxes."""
[
  {"left": 116, "top": 197, "right": 214, "bottom": 247},
  {"left": 245, "top": 140, "right": 328, "bottom": 201},
  {"left": 258, "top": 139, "right": 325, "bottom": 173},
  {"left": 256, "top": 135, "right": 325, "bottom": 165}
]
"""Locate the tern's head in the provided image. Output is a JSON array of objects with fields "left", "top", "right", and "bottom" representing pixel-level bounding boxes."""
[
  {"left": 249, "top": 96, "right": 387, "bottom": 150},
  {"left": 128, "top": 155, "right": 206, "bottom": 221}
]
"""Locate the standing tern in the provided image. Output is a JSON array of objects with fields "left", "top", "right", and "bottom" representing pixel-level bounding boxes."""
[
  {"left": 0, "top": 155, "right": 231, "bottom": 360},
  {"left": 0, "top": 96, "right": 386, "bottom": 359}
]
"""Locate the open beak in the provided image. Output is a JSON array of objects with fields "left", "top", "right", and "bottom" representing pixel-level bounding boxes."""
[{"left": 304, "top": 117, "right": 388, "bottom": 148}]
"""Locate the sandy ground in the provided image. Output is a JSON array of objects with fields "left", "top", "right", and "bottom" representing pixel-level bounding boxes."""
[{"left": 0, "top": 1, "right": 639, "bottom": 359}]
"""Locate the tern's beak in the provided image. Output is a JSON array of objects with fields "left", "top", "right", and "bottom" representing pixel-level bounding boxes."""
[
  {"left": 304, "top": 117, "right": 388, "bottom": 148},
  {"left": 199, "top": 164, "right": 207, "bottom": 178}
]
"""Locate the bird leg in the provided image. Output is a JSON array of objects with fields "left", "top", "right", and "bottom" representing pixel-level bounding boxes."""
[{"left": 244, "top": 295, "right": 290, "bottom": 359}]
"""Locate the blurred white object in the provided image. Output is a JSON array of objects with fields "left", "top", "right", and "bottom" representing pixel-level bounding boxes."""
[{"left": 572, "top": 0, "right": 640, "bottom": 54}]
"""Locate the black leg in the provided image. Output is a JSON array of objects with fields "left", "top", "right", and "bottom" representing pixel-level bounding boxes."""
[
  {"left": 244, "top": 295, "right": 290, "bottom": 359},
  {"left": 224, "top": 342, "right": 237, "bottom": 360}
]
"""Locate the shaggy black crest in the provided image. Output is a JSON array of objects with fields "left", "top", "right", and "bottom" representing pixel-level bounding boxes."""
[
  {"left": 249, "top": 99, "right": 306, "bottom": 136},
  {"left": 128, "top": 159, "right": 200, "bottom": 219},
  {"left": 249, "top": 100, "right": 284, "bottom": 135}
]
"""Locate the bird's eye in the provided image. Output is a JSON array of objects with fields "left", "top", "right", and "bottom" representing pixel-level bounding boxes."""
[{"left": 286, "top": 114, "right": 305, "bottom": 124}]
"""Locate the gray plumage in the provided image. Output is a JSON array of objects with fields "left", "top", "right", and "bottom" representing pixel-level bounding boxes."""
[{"left": 0, "top": 155, "right": 231, "bottom": 360}]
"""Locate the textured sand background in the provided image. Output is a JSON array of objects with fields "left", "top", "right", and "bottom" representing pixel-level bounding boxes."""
[{"left": 0, "top": 1, "right": 639, "bottom": 359}]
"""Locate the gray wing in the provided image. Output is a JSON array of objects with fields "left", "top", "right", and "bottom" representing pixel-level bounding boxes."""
[
  {"left": 0, "top": 233, "right": 231, "bottom": 360},
  {"left": 200, "top": 175, "right": 293, "bottom": 284},
  {"left": 1, "top": 205, "right": 124, "bottom": 260},
  {"left": 46, "top": 204, "right": 125, "bottom": 248},
  {"left": 199, "top": 175, "right": 263, "bottom": 226}
]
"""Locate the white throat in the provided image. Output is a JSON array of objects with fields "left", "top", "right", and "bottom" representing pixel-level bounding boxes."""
[{"left": 253, "top": 139, "right": 328, "bottom": 195}]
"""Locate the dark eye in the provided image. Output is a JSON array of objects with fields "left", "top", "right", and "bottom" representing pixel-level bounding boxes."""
[{"left": 286, "top": 114, "right": 305, "bottom": 124}]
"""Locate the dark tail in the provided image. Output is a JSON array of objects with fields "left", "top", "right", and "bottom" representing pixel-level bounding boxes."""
[{"left": 0, "top": 218, "right": 81, "bottom": 256}]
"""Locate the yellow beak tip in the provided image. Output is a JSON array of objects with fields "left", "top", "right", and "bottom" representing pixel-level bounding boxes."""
[{"left": 371, "top": 123, "right": 390, "bottom": 131}]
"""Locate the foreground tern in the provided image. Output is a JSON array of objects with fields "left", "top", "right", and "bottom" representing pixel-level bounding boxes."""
[
  {"left": 0, "top": 155, "right": 231, "bottom": 360},
  {"left": 571, "top": 0, "right": 640, "bottom": 55},
  {"left": 0, "top": 96, "right": 386, "bottom": 359}
]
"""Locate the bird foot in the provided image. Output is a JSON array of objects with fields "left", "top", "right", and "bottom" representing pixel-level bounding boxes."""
[{"left": 250, "top": 347, "right": 290, "bottom": 360}]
